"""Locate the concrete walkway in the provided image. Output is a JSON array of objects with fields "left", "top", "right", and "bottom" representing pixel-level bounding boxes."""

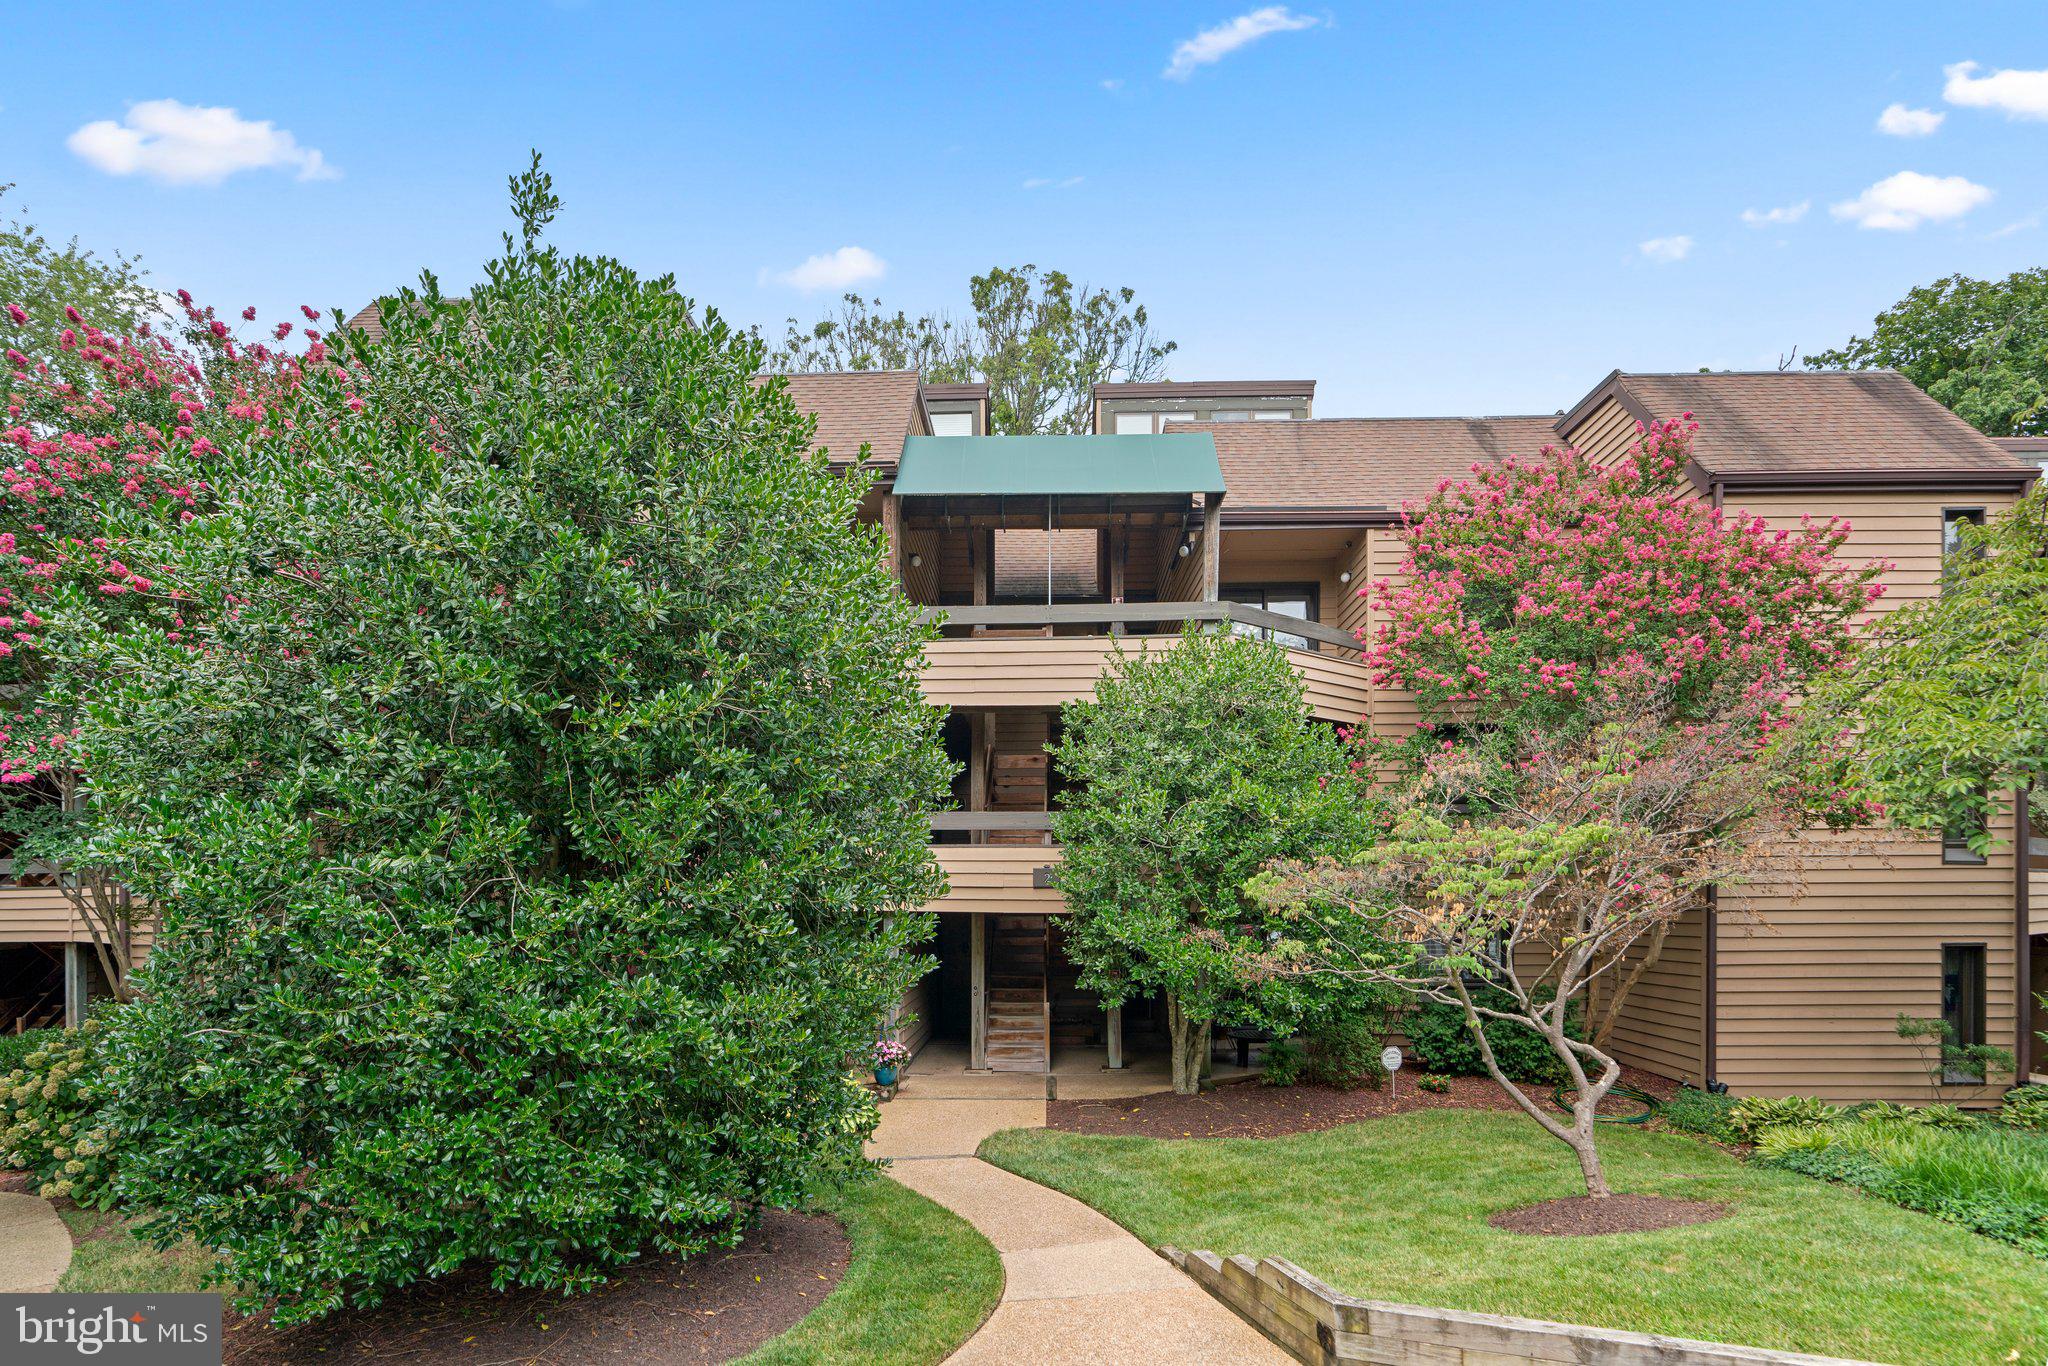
[
  {"left": 870, "top": 1062, "right": 1287, "bottom": 1365},
  {"left": 0, "top": 1191, "right": 73, "bottom": 1292}
]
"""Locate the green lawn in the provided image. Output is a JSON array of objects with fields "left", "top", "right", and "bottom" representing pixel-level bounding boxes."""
[
  {"left": 981, "top": 1110, "right": 2048, "bottom": 1365},
  {"left": 739, "top": 1174, "right": 1002, "bottom": 1366},
  {"left": 54, "top": 1205, "right": 215, "bottom": 1295}
]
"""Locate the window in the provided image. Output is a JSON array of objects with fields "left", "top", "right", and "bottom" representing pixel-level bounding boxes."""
[
  {"left": 1253, "top": 409, "right": 1294, "bottom": 420},
  {"left": 1113, "top": 412, "right": 1153, "bottom": 435},
  {"left": 1158, "top": 412, "right": 1194, "bottom": 426},
  {"left": 1942, "top": 794, "right": 1989, "bottom": 865},
  {"left": 992, "top": 529, "right": 1100, "bottom": 602},
  {"left": 929, "top": 410, "right": 974, "bottom": 437},
  {"left": 1940, "top": 944, "right": 1987, "bottom": 1083},
  {"left": 1222, "top": 583, "right": 1316, "bottom": 650},
  {"left": 1211, "top": 410, "right": 1252, "bottom": 422},
  {"left": 1942, "top": 508, "right": 1985, "bottom": 591}
]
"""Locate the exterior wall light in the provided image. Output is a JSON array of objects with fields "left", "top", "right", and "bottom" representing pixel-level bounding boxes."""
[
  {"left": 1177, "top": 542, "right": 1191, "bottom": 558},
  {"left": 1338, "top": 570, "right": 1351, "bottom": 584},
  {"left": 908, "top": 553, "right": 924, "bottom": 568}
]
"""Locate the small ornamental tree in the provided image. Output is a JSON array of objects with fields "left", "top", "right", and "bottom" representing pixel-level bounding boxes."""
[
  {"left": 1817, "top": 484, "right": 2047, "bottom": 852},
  {"left": 69, "top": 160, "right": 950, "bottom": 1323},
  {"left": 1050, "top": 628, "right": 1378, "bottom": 1095},
  {"left": 2, "top": 231, "right": 311, "bottom": 996},
  {"left": 1257, "top": 419, "right": 1878, "bottom": 1197}
]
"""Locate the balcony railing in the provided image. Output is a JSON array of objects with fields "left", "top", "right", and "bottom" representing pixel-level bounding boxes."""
[
  {"left": 928, "top": 812, "right": 1055, "bottom": 835},
  {"left": 918, "top": 600, "right": 1360, "bottom": 653}
]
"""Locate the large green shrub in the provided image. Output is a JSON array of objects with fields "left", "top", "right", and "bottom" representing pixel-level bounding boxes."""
[
  {"left": 1403, "top": 988, "right": 1581, "bottom": 1084},
  {"left": 1263, "top": 1003, "right": 1395, "bottom": 1091},
  {"left": 1299, "top": 1002, "right": 1394, "bottom": 1090},
  {"left": 0, "top": 1018, "right": 117, "bottom": 1207},
  {"left": 67, "top": 162, "right": 951, "bottom": 1325}
]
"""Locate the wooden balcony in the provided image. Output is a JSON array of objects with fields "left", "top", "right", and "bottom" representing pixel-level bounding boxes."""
[
  {"left": 924, "top": 814, "right": 1064, "bottom": 917},
  {"left": 918, "top": 603, "right": 1372, "bottom": 725},
  {"left": 0, "top": 868, "right": 94, "bottom": 944}
]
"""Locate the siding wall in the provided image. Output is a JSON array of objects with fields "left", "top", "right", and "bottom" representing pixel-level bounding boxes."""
[
  {"left": 893, "top": 965, "right": 934, "bottom": 1055},
  {"left": 1717, "top": 816, "right": 2019, "bottom": 1101},
  {"left": 926, "top": 846, "right": 1066, "bottom": 917},
  {"left": 1591, "top": 905, "right": 1708, "bottom": 1084},
  {"left": 0, "top": 887, "right": 153, "bottom": 959},
  {"left": 1705, "top": 487, "right": 2024, "bottom": 1101},
  {"left": 1566, "top": 396, "right": 1640, "bottom": 469},
  {"left": 901, "top": 526, "right": 940, "bottom": 603},
  {"left": 1161, "top": 523, "right": 1205, "bottom": 601},
  {"left": 920, "top": 636, "right": 1374, "bottom": 724}
]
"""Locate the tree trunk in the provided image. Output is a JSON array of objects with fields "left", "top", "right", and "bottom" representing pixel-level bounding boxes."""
[
  {"left": 1165, "top": 994, "right": 1210, "bottom": 1096},
  {"left": 1568, "top": 1114, "right": 1613, "bottom": 1198},
  {"left": 1449, "top": 980, "right": 1620, "bottom": 1199}
]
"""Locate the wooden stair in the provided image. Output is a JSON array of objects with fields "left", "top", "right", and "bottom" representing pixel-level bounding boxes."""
[
  {"left": 985, "top": 916, "right": 1049, "bottom": 1072},
  {"left": 986, "top": 753, "right": 1050, "bottom": 846}
]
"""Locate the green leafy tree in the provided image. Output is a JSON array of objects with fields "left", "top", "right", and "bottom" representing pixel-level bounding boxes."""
[
  {"left": 1817, "top": 486, "right": 2047, "bottom": 852},
  {"left": 770, "top": 264, "right": 1174, "bottom": 433},
  {"left": 65, "top": 158, "right": 950, "bottom": 1324},
  {"left": 1807, "top": 269, "right": 2048, "bottom": 436},
  {"left": 0, "top": 184, "right": 160, "bottom": 380},
  {"left": 1049, "top": 629, "right": 1376, "bottom": 1095}
]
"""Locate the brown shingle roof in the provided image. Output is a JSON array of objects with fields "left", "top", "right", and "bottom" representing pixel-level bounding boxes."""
[
  {"left": 1568, "top": 370, "right": 2034, "bottom": 482},
  {"left": 342, "top": 301, "right": 390, "bottom": 342},
  {"left": 1187, "top": 416, "right": 1559, "bottom": 513},
  {"left": 761, "top": 370, "right": 925, "bottom": 468},
  {"left": 341, "top": 298, "right": 470, "bottom": 344}
]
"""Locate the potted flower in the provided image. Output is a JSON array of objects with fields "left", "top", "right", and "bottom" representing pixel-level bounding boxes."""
[{"left": 873, "top": 1039, "right": 910, "bottom": 1087}]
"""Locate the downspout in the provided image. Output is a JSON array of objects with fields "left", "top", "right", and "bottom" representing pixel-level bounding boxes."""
[
  {"left": 2019, "top": 785, "right": 2034, "bottom": 1082},
  {"left": 1705, "top": 478, "right": 1724, "bottom": 1092}
]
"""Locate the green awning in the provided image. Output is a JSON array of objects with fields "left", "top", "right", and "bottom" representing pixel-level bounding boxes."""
[{"left": 893, "top": 434, "right": 1226, "bottom": 498}]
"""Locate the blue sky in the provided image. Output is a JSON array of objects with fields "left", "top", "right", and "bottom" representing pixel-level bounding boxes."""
[{"left": 8, "top": 3, "right": 2047, "bottom": 417}]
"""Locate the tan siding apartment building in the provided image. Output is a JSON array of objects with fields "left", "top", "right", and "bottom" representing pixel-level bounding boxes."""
[{"left": 2, "top": 358, "right": 2036, "bottom": 1108}]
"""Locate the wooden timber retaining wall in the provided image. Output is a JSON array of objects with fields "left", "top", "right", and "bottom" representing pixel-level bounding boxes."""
[{"left": 1162, "top": 1249, "right": 1876, "bottom": 1366}]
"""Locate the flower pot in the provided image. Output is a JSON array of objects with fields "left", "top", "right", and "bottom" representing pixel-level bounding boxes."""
[{"left": 874, "top": 1065, "right": 899, "bottom": 1087}]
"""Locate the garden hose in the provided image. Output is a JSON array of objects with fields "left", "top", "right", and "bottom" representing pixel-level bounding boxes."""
[{"left": 1549, "top": 1080, "right": 1658, "bottom": 1124}]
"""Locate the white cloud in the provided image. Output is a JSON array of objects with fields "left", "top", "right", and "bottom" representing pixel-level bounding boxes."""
[
  {"left": 1987, "top": 212, "right": 2041, "bottom": 239},
  {"left": 1831, "top": 171, "right": 1993, "bottom": 230},
  {"left": 1638, "top": 234, "right": 1694, "bottom": 263},
  {"left": 1740, "top": 201, "right": 1809, "bottom": 226},
  {"left": 1876, "top": 103, "right": 1945, "bottom": 137},
  {"left": 1943, "top": 61, "right": 2048, "bottom": 120},
  {"left": 760, "top": 246, "right": 887, "bottom": 292},
  {"left": 1022, "top": 176, "right": 1085, "bottom": 190},
  {"left": 67, "top": 100, "right": 338, "bottom": 185},
  {"left": 1163, "top": 7, "right": 1320, "bottom": 81},
  {"left": 1100, "top": 78, "right": 1124, "bottom": 92}
]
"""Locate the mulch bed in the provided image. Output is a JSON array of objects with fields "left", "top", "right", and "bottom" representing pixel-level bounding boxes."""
[
  {"left": 1487, "top": 1193, "right": 1728, "bottom": 1237},
  {"left": 220, "top": 1209, "right": 849, "bottom": 1366},
  {"left": 1049, "top": 1067, "right": 1678, "bottom": 1140}
]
